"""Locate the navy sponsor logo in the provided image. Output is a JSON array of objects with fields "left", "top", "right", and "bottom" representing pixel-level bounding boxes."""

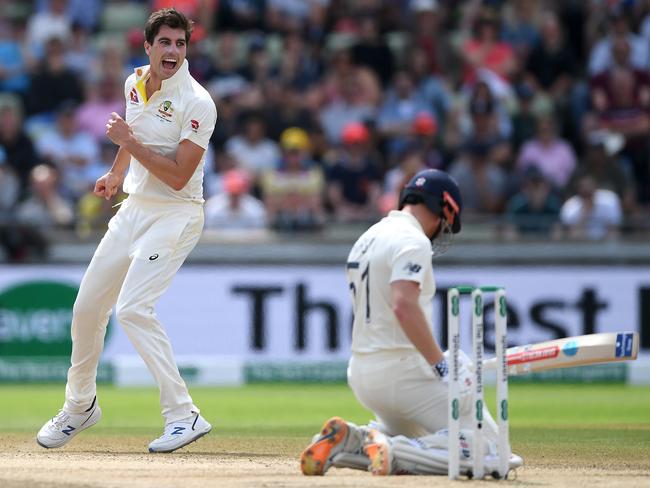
[
  {"left": 403, "top": 262, "right": 422, "bottom": 275},
  {"left": 171, "top": 426, "right": 186, "bottom": 435},
  {"left": 149, "top": 254, "right": 159, "bottom": 261},
  {"left": 615, "top": 333, "right": 634, "bottom": 358}
]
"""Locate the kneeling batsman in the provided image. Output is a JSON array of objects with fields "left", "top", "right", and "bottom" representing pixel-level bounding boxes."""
[{"left": 299, "top": 169, "right": 523, "bottom": 476}]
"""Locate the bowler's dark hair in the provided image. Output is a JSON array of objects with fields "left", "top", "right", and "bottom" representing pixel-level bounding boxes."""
[{"left": 144, "top": 8, "right": 193, "bottom": 45}]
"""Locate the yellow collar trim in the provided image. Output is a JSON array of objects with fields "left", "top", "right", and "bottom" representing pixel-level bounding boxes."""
[{"left": 135, "top": 74, "right": 149, "bottom": 104}]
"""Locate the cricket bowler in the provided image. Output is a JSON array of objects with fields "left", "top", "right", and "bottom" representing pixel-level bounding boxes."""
[{"left": 37, "top": 8, "right": 217, "bottom": 453}]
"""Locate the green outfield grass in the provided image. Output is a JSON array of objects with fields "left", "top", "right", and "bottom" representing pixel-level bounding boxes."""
[{"left": 2, "top": 383, "right": 650, "bottom": 465}]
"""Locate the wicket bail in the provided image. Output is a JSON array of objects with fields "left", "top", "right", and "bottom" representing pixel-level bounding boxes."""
[{"left": 447, "top": 286, "right": 510, "bottom": 480}]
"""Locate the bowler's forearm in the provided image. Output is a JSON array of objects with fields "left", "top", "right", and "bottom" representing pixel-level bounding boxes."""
[
  {"left": 122, "top": 136, "right": 186, "bottom": 191},
  {"left": 110, "top": 147, "right": 132, "bottom": 177}
]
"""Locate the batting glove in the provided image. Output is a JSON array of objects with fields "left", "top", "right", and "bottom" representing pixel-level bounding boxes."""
[{"left": 432, "top": 358, "right": 449, "bottom": 382}]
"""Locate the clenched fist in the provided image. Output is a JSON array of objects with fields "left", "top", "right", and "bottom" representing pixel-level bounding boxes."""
[
  {"left": 94, "top": 171, "right": 124, "bottom": 200},
  {"left": 106, "top": 112, "right": 133, "bottom": 146}
]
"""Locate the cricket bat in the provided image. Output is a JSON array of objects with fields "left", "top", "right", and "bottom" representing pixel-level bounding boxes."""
[{"left": 483, "top": 332, "right": 639, "bottom": 376}]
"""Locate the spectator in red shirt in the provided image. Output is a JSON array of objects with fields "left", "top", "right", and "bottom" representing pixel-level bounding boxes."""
[
  {"left": 590, "top": 37, "right": 650, "bottom": 202},
  {"left": 462, "top": 13, "right": 516, "bottom": 86}
]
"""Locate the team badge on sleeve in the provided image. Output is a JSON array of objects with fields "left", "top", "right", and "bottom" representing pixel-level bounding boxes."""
[{"left": 191, "top": 119, "right": 199, "bottom": 132}]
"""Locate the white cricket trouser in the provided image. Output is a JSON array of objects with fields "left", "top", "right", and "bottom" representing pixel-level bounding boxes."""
[
  {"left": 64, "top": 195, "right": 204, "bottom": 422},
  {"left": 348, "top": 350, "right": 498, "bottom": 441}
]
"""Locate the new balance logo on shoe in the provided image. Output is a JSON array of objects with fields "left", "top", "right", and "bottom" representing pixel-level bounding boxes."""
[
  {"left": 37, "top": 404, "right": 102, "bottom": 449},
  {"left": 148, "top": 414, "right": 212, "bottom": 453}
]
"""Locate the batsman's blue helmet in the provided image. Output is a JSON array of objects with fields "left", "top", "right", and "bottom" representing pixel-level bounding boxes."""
[{"left": 398, "top": 169, "right": 463, "bottom": 233}]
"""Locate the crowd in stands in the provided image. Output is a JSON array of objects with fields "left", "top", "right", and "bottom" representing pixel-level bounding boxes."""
[{"left": 1, "top": 0, "right": 649, "bottom": 260}]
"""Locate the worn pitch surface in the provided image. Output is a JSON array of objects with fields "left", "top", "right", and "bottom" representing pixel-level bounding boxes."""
[{"left": 2, "top": 384, "right": 649, "bottom": 487}]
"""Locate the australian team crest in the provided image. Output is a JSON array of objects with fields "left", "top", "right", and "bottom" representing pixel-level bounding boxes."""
[{"left": 157, "top": 100, "right": 174, "bottom": 120}]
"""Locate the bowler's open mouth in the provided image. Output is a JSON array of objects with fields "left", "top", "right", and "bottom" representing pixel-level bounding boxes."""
[{"left": 162, "top": 58, "right": 177, "bottom": 70}]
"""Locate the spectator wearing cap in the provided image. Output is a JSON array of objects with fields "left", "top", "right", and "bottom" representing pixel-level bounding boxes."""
[
  {"left": 517, "top": 115, "right": 576, "bottom": 191},
  {"left": 260, "top": 127, "right": 324, "bottom": 231},
  {"left": 448, "top": 140, "right": 508, "bottom": 214},
  {"left": 35, "top": 102, "right": 100, "bottom": 201},
  {"left": 560, "top": 174, "right": 623, "bottom": 241},
  {"left": 505, "top": 166, "right": 562, "bottom": 239},
  {"left": 204, "top": 169, "right": 267, "bottom": 230},
  {"left": 225, "top": 112, "right": 281, "bottom": 177},
  {"left": 325, "top": 122, "right": 382, "bottom": 222},
  {"left": 377, "top": 70, "right": 435, "bottom": 153},
  {"left": 0, "top": 96, "right": 39, "bottom": 195}
]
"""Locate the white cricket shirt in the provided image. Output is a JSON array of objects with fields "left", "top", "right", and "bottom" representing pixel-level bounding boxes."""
[
  {"left": 347, "top": 210, "right": 435, "bottom": 353},
  {"left": 123, "top": 60, "right": 217, "bottom": 203}
]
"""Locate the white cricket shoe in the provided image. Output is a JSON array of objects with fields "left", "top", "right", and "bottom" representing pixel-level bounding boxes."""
[
  {"left": 148, "top": 412, "right": 212, "bottom": 453},
  {"left": 36, "top": 397, "right": 102, "bottom": 449}
]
